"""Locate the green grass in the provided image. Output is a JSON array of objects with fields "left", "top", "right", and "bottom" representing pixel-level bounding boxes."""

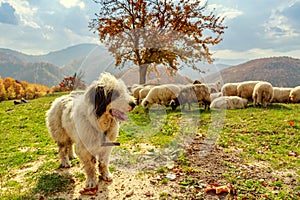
[
  {"left": 0, "top": 93, "right": 66, "bottom": 199},
  {"left": 0, "top": 94, "right": 299, "bottom": 199},
  {"left": 220, "top": 104, "right": 300, "bottom": 169}
]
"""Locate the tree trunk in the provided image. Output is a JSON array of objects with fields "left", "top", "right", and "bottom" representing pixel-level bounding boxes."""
[{"left": 139, "top": 64, "right": 148, "bottom": 84}]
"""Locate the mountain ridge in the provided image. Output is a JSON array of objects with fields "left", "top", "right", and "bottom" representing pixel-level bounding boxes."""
[
  {"left": 1, "top": 44, "right": 300, "bottom": 88},
  {"left": 205, "top": 56, "right": 300, "bottom": 87}
]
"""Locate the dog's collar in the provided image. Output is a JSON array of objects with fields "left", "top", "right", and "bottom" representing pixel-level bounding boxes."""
[
  {"left": 101, "top": 131, "right": 120, "bottom": 146},
  {"left": 102, "top": 142, "right": 120, "bottom": 146}
]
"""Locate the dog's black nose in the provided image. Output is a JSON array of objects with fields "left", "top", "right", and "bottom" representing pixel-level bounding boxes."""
[{"left": 129, "top": 101, "right": 136, "bottom": 110}]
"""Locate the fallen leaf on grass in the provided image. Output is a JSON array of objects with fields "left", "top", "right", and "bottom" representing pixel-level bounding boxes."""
[
  {"left": 172, "top": 167, "right": 182, "bottom": 174},
  {"left": 204, "top": 183, "right": 235, "bottom": 195},
  {"left": 79, "top": 186, "right": 98, "bottom": 195},
  {"left": 204, "top": 183, "right": 220, "bottom": 193},
  {"left": 289, "top": 120, "right": 295, "bottom": 127},
  {"left": 260, "top": 181, "right": 267, "bottom": 187},
  {"left": 187, "top": 147, "right": 193, "bottom": 152}
]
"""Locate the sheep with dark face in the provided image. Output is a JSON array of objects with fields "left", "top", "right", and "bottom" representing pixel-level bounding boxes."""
[
  {"left": 170, "top": 84, "right": 211, "bottom": 111},
  {"left": 141, "top": 84, "right": 181, "bottom": 108}
]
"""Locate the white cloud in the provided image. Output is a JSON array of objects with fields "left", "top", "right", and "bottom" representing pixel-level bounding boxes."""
[
  {"left": 59, "top": 0, "right": 85, "bottom": 10},
  {"left": 214, "top": 48, "right": 300, "bottom": 61},
  {"left": 1, "top": 0, "right": 40, "bottom": 28},
  {"left": 207, "top": 4, "right": 243, "bottom": 21},
  {"left": 263, "top": 0, "right": 300, "bottom": 39}
]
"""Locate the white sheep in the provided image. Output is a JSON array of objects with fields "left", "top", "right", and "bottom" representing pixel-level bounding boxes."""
[
  {"left": 271, "top": 87, "right": 293, "bottom": 103},
  {"left": 141, "top": 84, "right": 181, "bottom": 108},
  {"left": 252, "top": 81, "right": 273, "bottom": 107},
  {"left": 210, "top": 92, "right": 222, "bottom": 101},
  {"left": 237, "top": 81, "right": 260, "bottom": 100},
  {"left": 138, "top": 85, "right": 154, "bottom": 104},
  {"left": 210, "top": 96, "right": 248, "bottom": 109},
  {"left": 206, "top": 82, "right": 221, "bottom": 93},
  {"left": 289, "top": 86, "right": 300, "bottom": 103},
  {"left": 221, "top": 83, "right": 239, "bottom": 96},
  {"left": 170, "top": 84, "right": 211, "bottom": 110},
  {"left": 132, "top": 85, "right": 144, "bottom": 104}
]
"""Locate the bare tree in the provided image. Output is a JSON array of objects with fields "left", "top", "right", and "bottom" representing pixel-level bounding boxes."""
[{"left": 89, "top": 0, "right": 226, "bottom": 84}]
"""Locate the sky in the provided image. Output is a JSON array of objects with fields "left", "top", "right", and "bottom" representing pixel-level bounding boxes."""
[{"left": 0, "top": 0, "right": 299, "bottom": 65}]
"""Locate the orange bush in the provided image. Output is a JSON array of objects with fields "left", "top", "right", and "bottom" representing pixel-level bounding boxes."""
[
  {"left": 0, "top": 77, "right": 51, "bottom": 101},
  {"left": 0, "top": 76, "right": 6, "bottom": 101}
]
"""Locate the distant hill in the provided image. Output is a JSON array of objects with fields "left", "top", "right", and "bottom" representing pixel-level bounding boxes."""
[
  {"left": 0, "top": 43, "right": 100, "bottom": 67},
  {"left": 0, "top": 60, "right": 65, "bottom": 87},
  {"left": 0, "top": 44, "right": 111, "bottom": 87},
  {"left": 117, "top": 66, "right": 192, "bottom": 86},
  {"left": 178, "top": 63, "right": 230, "bottom": 81},
  {"left": 39, "top": 43, "right": 100, "bottom": 67},
  {"left": 1, "top": 44, "right": 300, "bottom": 88},
  {"left": 205, "top": 57, "right": 300, "bottom": 87}
]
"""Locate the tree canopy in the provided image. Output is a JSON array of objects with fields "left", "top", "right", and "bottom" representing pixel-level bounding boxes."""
[{"left": 90, "top": 0, "right": 227, "bottom": 84}]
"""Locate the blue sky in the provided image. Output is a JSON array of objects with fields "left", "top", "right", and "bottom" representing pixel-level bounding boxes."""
[{"left": 0, "top": 0, "right": 299, "bottom": 64}]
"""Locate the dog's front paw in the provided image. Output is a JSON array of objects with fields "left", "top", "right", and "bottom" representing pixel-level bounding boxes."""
[
  {"left": 86, "top": 178, "right": 98, "bottom": 188},
  {"left": 101, "top": 172, "right": 113, "bottom": 182},
  {"left": 59, "top": 160, "right": 71, "bottom": 168}
]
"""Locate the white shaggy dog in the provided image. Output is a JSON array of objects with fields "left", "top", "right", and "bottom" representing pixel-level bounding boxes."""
[{"left": 46, "top": 72, "right": 135, "bottom": 188}]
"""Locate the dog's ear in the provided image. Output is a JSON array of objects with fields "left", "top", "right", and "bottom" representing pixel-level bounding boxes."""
[{"left": 93, "top": 85, "right": 120, "bottom": 118}]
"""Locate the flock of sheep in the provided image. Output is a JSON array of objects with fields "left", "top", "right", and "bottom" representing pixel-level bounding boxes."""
[{"left": 129, "top": 80, "right": 300, "bottom": 110}]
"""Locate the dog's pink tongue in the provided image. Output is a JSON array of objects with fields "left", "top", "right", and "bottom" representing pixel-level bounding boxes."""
[{"left": 111, "top": 109, "right": 128, "bottom": 121}]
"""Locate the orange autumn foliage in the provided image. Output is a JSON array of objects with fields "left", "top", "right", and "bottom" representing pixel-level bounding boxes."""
[
  {"left": 0, "top": 76, "right": 51, "bottom": 102},
  {"left": 90, "top": 0, "right": 226, "bottom": 83}
]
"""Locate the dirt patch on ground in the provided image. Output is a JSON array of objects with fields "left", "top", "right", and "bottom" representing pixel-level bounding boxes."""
[{"left": 38, "top": 135, "right": 298, "bottom": 199}]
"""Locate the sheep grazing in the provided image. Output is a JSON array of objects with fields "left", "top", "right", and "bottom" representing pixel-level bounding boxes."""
[
  {"left": 271, "top": 87, "right": 293, "bottom": 103},
  {"left": 221, "top": 83, "right": 239, "bottom": 96},
  {"left": 141, "top": 84, "right": 181, "bottom": 108},
  {"left": 170, "top": 84, "right": 211, "bottom": 111},
  {"left": 210, "top": 92, "right": 222, "bottom": 101},
  {"left": 138, "top": 85, "right": 154, "bottom": 104},
  {"left": 252, "top": 81, "right": 273, "bottom": 107},
  {"left": 289, "top": 86, "right": 300, "bottom": 103},
  {"left": 237, "top": 81, "right": 260, "bottom": 100},
  {"left": 210, "top": 96, "right": 248, "bottom": 109},
  {"left": 132, "top": 85, "right": 144, "bottom": 104},
  {"left": 206, "top": 82, "right": 221, "bottom": 93}
]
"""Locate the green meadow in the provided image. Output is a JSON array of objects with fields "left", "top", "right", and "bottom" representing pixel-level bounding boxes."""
[{"left": 0, "top": 93, "right": 299, "bottom": 199}]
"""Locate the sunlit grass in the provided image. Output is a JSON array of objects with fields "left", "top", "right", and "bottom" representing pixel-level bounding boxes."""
[{"left": 0, "top": 93, "right": 299, "bottom": 199}]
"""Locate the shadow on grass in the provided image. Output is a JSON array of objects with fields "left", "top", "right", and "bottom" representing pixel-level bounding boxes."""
[
  {"left": 247, "top": 103, "right": 292, "bottom": 110},
  {"left": 268, "top": 103, "right": 293, "bottom": 110},
  {"left": 21, "top": 165, "right": 111, "bottom": 199},
  {"left": 20, "top": 172, "right": 76, "bottom": 200}
]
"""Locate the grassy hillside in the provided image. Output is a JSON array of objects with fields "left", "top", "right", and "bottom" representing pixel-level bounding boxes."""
[{"left": 0, "top": 94, "right": 299, "bottom": 199}]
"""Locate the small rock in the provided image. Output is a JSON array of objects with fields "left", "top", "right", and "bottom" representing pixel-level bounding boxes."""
[
  {"left": 125, "top": 189, "right": 134, "bottom": 197},
  {"left": 165, "top": 173, "right": 176, "bottom": 181},
  {"left": 150, "top": 179, "right": 157, "bottom": 185},
  {"left": 166, "top": 162, "right": 174, "bottom": 169}
]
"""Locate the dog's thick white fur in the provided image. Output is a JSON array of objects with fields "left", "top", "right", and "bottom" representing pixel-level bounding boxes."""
[{"left": 46, "top": 72, "right": 135, "bottom": 188}]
